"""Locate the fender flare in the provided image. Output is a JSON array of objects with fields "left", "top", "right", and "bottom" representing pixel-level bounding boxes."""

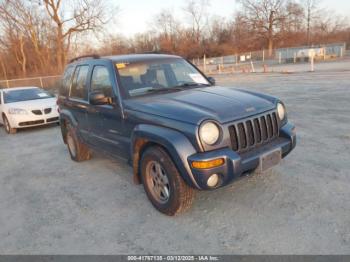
[
  {"left": 131, "top": 124, "right": 201, "bottom": 189},
  {"left": 59, "top": 109, "right": 78, "bottom": 144}
]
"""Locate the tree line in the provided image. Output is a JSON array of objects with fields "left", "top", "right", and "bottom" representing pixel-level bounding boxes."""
[{"left": 0, "top": 0, "right": 349, "bottom": 80}]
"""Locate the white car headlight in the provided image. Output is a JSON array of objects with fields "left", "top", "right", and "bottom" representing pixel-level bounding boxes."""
[
  {"left": 8, "top": 108, "right": 28, "bottom": 115},
  {"left": 199, "top": 121, "right": 221, "bottom": 145}
]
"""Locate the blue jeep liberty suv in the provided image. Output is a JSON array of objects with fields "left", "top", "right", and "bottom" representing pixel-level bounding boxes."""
[{"left": 58, "top": 54, "right": 296, "bottom": 216}]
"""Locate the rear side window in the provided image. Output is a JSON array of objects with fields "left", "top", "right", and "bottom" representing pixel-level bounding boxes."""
[
  {"left": 60, "top": 66, "right": 74, "bottom": 96},
  {"left": 70, "top": 65, "right": 89, "bottom": 100},
  {"left": 91, "top": 66, "right": 114, "bottom": 98}
]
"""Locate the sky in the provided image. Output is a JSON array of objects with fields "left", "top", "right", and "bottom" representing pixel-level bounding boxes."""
[{"left": 112, "top": 0, "right": 350, "bottom": 37}]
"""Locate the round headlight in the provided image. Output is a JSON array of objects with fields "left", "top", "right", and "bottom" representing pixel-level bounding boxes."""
[
  {"left": 277, "top": 103, "right": 286, "bottom": 120},
  {"left": 199, "top": 122, "right": 220, "bottom": 145}
]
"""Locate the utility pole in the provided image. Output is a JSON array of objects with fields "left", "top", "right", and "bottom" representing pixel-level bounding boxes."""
[{"left": 307, "top": 4, "right": 311, "bottom": 46}]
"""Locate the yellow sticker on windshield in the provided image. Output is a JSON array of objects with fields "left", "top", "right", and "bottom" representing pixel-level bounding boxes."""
[{"left": 116, "top": 63, "right": 126, "bottom": 69}]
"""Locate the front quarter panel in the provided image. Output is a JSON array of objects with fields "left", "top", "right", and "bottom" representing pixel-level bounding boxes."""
[{"left": 131, "top": 124, "right": 200, "bottom": 189}]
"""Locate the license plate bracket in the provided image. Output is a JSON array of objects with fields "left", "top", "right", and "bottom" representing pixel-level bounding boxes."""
[{"left": 256, "top": 148, "right": 282, "bottom": 173}]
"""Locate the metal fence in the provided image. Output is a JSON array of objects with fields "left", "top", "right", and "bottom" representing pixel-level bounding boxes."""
[
  {"left": 0, "top": 42, "right": 348, "bottom": 89},
  {"left": 276, "top": 42, "right": 346, "bottom": 62},
  {"left": 193, "top": 42, "right": 347, "bottom": 73},
  {"left": 0, "top": 75, "right": 61, "bottom": 91}
]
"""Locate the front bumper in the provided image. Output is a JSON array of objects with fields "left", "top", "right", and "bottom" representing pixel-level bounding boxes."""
[
  {"left": 187, "top": 122, "right": 296, "bottom": 190},
  {"left": 8, "top": 111, "right": 60, "bottom": 128}
]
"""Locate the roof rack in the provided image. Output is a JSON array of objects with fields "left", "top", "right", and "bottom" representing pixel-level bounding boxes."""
[
  {"left": 69, "top": 54, "right": 100, "bottom": 63},
  {"left": 141, "top": 51, "right": 161, "bottom": 54}
]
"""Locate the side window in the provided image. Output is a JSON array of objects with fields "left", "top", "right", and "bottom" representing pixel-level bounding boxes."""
[
  {"left": 91, "top": 66, "right": 114, "bottom": 98},
  {"left": 171, "top": 62, "right": 193, "bottom": 83},
  {"left": 60, "top": 66, "right": 74, "bottom": 96},
  {"left": 70, "top": 65, "right": 89, "bottom": 100},
  {"left": 156, "top": 70, "right": 167, "bottom": 87}
]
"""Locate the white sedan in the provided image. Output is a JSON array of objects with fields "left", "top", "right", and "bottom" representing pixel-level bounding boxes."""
[{"left": 0, "top": 87, "right": 59, "bottom": 134}]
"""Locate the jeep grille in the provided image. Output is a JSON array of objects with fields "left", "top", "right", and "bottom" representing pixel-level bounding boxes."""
[{"left": 228, "top": 111, "right": 279, "bottom": 153}]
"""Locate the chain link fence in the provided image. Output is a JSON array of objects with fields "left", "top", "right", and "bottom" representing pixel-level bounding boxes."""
[
  {"left": 193, "top": 42, "right": 347, "bottom": 74},
  {"left": 0, "top": 43, "right": 348, "bottom": 89},
  {"left": 0, "top": 75, "right": 61, "bottom": 93}
]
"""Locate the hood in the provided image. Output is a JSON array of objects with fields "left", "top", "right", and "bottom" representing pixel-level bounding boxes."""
[
  {"left": 124, "top": 86, "right": 276, "bottom": 125},
  {"left": 4, "top": 97, "right": 57, "bottom": 110}
]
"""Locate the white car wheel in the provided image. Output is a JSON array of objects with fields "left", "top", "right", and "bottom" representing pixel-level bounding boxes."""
[{"left": 3, "top": 116, "right": 16, "bottom": 134}]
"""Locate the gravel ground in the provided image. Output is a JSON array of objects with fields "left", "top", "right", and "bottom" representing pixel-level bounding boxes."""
[{"left": 0, "top": 60, "right": 350, "bottom": 254}]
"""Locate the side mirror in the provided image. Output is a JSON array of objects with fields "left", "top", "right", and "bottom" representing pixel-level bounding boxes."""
[
  {"left": 90, "top": 91, "right": 112, "bottom": 105},
  {"left": 207, "top": 77, "right": 216, "bottom": 85}
]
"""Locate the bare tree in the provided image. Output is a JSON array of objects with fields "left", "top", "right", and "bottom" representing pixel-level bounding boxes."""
[
  {"left": 0, "top": 0, "right": 349, "bottom": 80},
  {"left": 239, "top": 0, "right": 288, "bottom": 56},
  {"left": 285, "top": 1, "right": 304, "bottom": 33},
  {"left": 303, "top": 0, "right": 320, "bottom": 45},
  {"left": 0, "top": 3, "right": 29, "bottom": 76},
  {"left": 183, "top": 0, "right": 210, "bottom": 42},
  {"left": 41, "top": 0, "right": 111, "bottom": 71},
  {"left": 152, "top": 9, "right": 182, "bottom": 52},
  {"left": 0, "top": 0, "right": 54, "bottom": 75},
  {"left": 154, "top": 9, "right": 181, "bottom": 37},
  {"left": 0, "top": 52, "right": 8, "bottom": 80}
]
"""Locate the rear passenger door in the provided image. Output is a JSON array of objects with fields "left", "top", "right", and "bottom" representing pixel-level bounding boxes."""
[
  {"left": 68, "top": 65, "right": 90, "bottom": 141},
  {"left": 87, "top": 64, "right": 126, "bottom": 155}
]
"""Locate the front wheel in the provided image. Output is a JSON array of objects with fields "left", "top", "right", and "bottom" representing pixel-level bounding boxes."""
[
  {"left": 140, "top": 146, "right": 195, "bottom": 216},
  {"left": 3, "top": 115, "right": 17, "bottom": 134}
]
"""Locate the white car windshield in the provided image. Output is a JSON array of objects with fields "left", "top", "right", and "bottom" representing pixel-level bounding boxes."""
[
  {"left": 4, "top": 88, "right": 54, "bottom": 104},
  {"left": 116, "top": 58, "right": 210, "bottom": 97}
]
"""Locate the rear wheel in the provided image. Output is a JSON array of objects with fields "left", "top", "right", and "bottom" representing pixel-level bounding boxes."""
[
  {"left": 140, "top": 146, "right": 195, "bottom": 216},
  {"left": 3, "top": 115, "right": 17, "bottom": 134},
  {"left": 66, "top": 124, "right": 91, "bottom": 162}
]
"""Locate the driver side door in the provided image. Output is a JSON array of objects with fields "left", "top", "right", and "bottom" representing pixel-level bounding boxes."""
[{"left": 87, "top": 64, "right": 126, "bottom": 156}]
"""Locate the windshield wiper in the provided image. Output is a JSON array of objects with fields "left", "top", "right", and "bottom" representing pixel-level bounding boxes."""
[
  {"left": 146, "top": 87, "right": 184, "bottom": 93},
  {"left": 146, "top": 83, "right": 210, "bottom": 94},
  {"left": 172, "top": 82, "right": 210, "bottom": 89}
]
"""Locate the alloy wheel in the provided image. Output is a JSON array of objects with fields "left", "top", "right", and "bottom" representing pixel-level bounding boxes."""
[{"left": 145, "top": 160, "right": 170, "bottom": 204}]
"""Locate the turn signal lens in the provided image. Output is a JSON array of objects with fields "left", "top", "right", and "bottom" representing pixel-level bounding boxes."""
[{"left": 191, "top": 158, "right": 225, "bottom": 169}]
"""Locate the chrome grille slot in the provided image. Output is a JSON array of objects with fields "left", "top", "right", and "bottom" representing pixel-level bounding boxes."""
[
  {"left": 260, "top": 116, "right": 268, "bottom": 140},
  {"left": 229, "top": 111, "right": 279, "bottom": 153},
  {"left": 253, "top": 119, "right": 261, "bottom": 143},
  {"left": 229, "top": 125, "right": 239, "bottom": 151},
  {"left": 237, "top": 123, "right": 247, "bottom": 149},
  {"left": 246, "top": 120, "right": 254, "bottom": 146}
]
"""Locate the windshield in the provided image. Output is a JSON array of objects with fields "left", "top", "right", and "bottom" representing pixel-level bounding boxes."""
[
  {"left": 4, "top": 88, "right": 54, "bottom": 104},
  {"left": 116, "top": 58, "right": 210, "bottom": 97}
]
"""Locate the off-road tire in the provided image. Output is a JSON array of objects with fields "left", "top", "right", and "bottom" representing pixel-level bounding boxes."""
[
  {"left": 66, "top": 124, "right": 91, "bottom": 162},
  {"left": 140, "top": 146, "right": 195, "bottom": 216},
  {"left": 3, "top": 115, "right": 17, "bottom": 134}
]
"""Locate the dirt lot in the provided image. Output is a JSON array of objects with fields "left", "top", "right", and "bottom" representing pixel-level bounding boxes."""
[{"left": 0, "top": 60, "right": 350, "bottom": 254}]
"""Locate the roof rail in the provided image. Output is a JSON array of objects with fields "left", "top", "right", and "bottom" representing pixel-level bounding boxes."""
[
  {"left": 140, "top": 50, "right": 162, "bottom": 54},
  {"left": 69, "top": 54, "right": 100, "bottom": 63}
]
